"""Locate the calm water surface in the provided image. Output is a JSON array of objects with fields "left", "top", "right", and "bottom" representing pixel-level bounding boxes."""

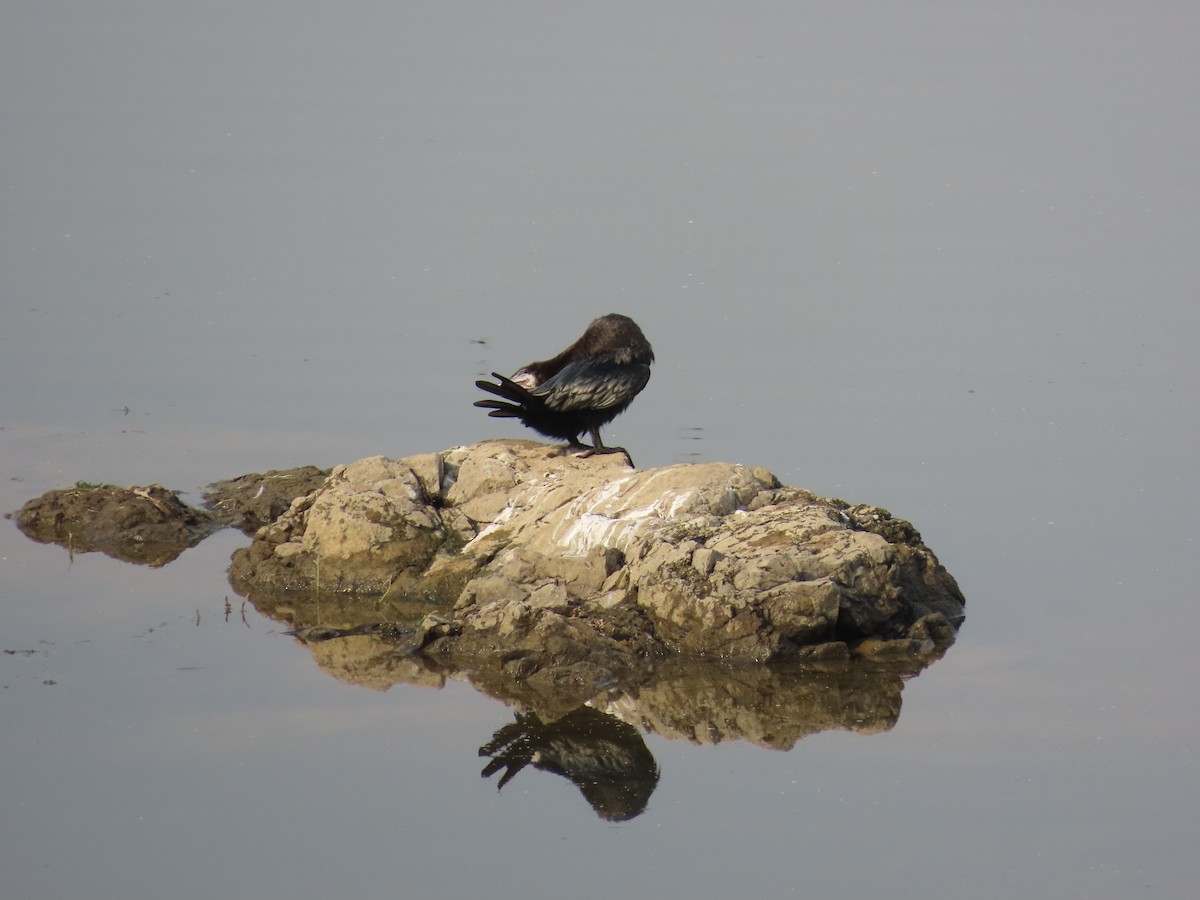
[{"left": 3, "top": 2, "right": 1197, "bottom": 898}]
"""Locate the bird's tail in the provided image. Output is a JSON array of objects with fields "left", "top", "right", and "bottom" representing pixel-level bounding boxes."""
[{"left": 474, "top": 373, "right": 532, "bottom": 418}]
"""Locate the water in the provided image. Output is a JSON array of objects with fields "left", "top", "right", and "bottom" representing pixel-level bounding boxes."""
[{"left": 3, "top": 2, "right": 1198, "bottom": 897}]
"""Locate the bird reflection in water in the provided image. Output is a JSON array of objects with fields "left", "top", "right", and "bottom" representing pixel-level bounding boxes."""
[{"left": 480, "top": 706, "right": 660, "bottom": 822}]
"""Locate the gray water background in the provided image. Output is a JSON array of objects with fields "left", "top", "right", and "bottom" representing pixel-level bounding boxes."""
[{"left": 2, "top": 2, "right": 1197, "bottom": 897}]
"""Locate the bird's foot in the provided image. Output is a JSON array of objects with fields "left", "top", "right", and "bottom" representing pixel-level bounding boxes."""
[{"left": 577, "top": 445, "right": 635, "bottom": 467}]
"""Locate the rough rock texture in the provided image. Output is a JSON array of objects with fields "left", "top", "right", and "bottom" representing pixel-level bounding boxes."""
[
  {"left": 8, "top": 483, "right": 218, "bottom": 566},
  {"left": 230, "top": 440, "right": 965, "bottom": 692},
  {"left": 229, "top": 454, "right": 451, "bottom": 595}
]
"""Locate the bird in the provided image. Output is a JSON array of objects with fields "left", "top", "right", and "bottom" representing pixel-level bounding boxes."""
[{"left": 474, "top": 313, "right": 654, "bottom": 465}]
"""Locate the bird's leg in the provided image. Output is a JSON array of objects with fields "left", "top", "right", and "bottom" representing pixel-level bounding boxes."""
[{"left": 577, "top": 429, "right": 635, "bottom": 467}]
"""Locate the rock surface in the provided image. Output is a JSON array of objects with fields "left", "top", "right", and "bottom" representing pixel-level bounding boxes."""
[{"left": 230, "top": 440, "right": 965, "bottom": 695}]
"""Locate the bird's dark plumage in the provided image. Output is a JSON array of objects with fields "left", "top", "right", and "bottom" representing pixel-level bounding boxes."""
[{"left": 474, "top": 313, "right": 654, "bottom": 464}]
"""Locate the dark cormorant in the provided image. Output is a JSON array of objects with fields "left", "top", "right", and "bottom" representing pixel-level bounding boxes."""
[{"left": 474, "top": 313, "right": 654, "bottom": 464}]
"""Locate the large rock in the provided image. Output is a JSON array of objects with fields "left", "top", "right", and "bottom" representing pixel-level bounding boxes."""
[{"left": 230, "top": 440, "right": 965, "bottom": 689}]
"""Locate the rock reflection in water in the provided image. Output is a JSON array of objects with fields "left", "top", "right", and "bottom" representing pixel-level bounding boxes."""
[
  {"left": 480, "top": 707, "right": 659, "bottom": 821},
  {"left": 286, "top": 615, "right": 920, "bottom": 818}
]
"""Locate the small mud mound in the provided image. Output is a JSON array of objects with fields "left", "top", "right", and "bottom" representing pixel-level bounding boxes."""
[{"left": 9, "top": 483, "right": 219, "bottom": 567}]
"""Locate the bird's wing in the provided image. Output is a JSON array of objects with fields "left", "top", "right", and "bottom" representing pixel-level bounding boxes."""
[{"left": 532, "top": 357, "right": 651, "bottom": 412}]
